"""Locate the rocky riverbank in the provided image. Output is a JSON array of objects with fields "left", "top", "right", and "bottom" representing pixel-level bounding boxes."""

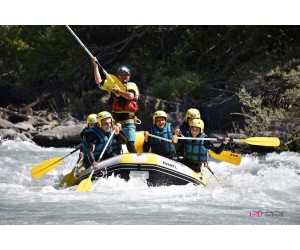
[
  {"left": 0, "top": 105, "right": 85, "bottom": 147},
  {"left": 0, "top": 100, "right": 283, "bottom": 154}
]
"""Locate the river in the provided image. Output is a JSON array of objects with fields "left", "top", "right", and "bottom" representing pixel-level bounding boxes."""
[{"left": 0, "top": 139, "right": 298, "bottom": 248}]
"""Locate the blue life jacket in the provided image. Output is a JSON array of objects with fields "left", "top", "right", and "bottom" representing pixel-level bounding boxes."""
[
  {"left": 149, "top": 123, "right": 175, "bottom": 156},
  {"left": 79, "top": 126, "right": 89, "bottom": 152},
  {"left": 184, "top": 133, "right": 208, "bottom": 164},
  {"left": 80, "top": 127, "right": 89, "bottom": 139},
  {"left": 82, "top": 126, "right": 113, "bottom": 156}
]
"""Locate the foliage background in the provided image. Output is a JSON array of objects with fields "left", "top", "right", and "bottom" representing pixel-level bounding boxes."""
[{"left": 0, "top": 25, "right": 299, "bottom": 151}]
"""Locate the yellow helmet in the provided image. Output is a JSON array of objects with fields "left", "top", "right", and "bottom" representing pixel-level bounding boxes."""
[
  {"left": 190, "top": 119, "right": 204, "bottom": 133},
  {"left": 86, "top": 114, "right": 97, "bottom": 124},
  {"left": 152, "top": 110, "right": 167, "bottom": 124},
  {"left": 97, "top": 111, "right": 112, "bottom": 127},
  {"left": 186, "top": 108, "right": 201, "bottom": 119}
]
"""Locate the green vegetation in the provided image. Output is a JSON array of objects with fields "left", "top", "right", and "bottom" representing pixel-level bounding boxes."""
[{"left": 1, "top": 25, "right": 299, "bottom": 151}]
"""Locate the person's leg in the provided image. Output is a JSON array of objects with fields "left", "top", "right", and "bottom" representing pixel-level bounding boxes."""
[
  {"left": 122, "top": 122, "right": 137, "bottom": 153},
  {"left": 82, "top": 156, "right": 92, "bottom": 169}
]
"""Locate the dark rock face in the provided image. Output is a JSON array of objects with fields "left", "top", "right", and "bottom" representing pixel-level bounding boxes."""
[
  {"left": 32, "top": 124, "right": 85, "bottom": 147},
  {"left": 135, "top": 95, "right": 185, "bottom": 131},
  {"left": 199, "top": 95, "right": 242, "bottom": 133}
]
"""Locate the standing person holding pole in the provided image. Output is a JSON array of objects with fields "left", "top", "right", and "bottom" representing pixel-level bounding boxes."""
[
  {"left": 65, "top": 25, "right": 139, "bottom": 153},
  {"left": 91, "top": 57, "right": 139, "bottom": 153}
]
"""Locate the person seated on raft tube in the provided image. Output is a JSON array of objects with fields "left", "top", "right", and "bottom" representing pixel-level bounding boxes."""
[
  {"left": 79, "top": 114, "right": 97, "bottom": 158},
  {"left": 174, "top": 119, "right": 230, "bottom": 173},
  {"left": 81, "top": 111, "right": 127, "bottom": 170},
  {"left": 143, "top": 110, "right": 180, "bottom": 160}
]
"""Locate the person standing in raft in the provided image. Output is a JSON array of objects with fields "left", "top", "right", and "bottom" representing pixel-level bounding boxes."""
[
  {"left": 81, "top": 111, "right": 127, "bottom": 169},
  {"left": 91, "top": 57, "right": 139, "bottom": 153},
  {"left": 174, "top": 119, "right": 230, "bottom": 173},
  {"left": 143, "top": 110, "right": 179, "bottom": 160}
]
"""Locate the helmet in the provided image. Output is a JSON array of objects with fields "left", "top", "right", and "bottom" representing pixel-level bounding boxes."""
[
  {"left": 186, "top": 108, "right": 201, "bottom": 119},
  {"left": 86, "top": 114, "right": 97, "bottom": 124},
  {"left": 117, "top": 66, "right": 131, "bottom": 75},
  {"left": 190, "top": 119, "right": 204, "bottom": 132},
  {"left": 152, "top": 110, "right": 167, "bottom": 124},
  {"left": 96, "top": 111, "right": 112, "bottom": 127}
]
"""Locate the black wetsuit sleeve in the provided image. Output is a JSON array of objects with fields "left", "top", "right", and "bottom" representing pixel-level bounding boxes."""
[
  {"left": 86, "top": 132, "right": 99, "bottom": 163},
  {"left": 115, "top": 131, "right": 128, "bottom": 144}
]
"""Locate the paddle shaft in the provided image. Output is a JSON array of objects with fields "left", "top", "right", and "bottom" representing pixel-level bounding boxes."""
[
  {"left": 147, "top": 133, "right": 173, "bottom": 143},
  {"left": 65, "top": 25, "right": 108, "bottom": 75},
  {"left": 207, "top": 167, "right": 220, "bottom": 182},
  {"left": 97, "top": 130, "right": 115, "bottom": 163},
  {"left": 177, "top": 137, "right": 218, "bottom": 141},
  {"left": 75, "top": 129, "right": 116, "bottom": 192},
  {"left": 67, "top": 147, "right": 80, "bottom": 158},
  {"left": 59, "top": 146, "right": 80, "bottom": 162}
]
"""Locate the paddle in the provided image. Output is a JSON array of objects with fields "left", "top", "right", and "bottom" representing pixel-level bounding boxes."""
[
  {"left": 30, "top": 147, "right": 80, "bottom": 179},
  {"left": 59, "top": 157, "right": 83, "bottom": 187},
  {"left": 147, "top": 133, "right": 241, "bottom": 165},
  {"left": 65, "top": 25, "right": 125, "bottom": 93},
  {"left": 76, "top": 129, "right": 116, "bottom": 192},
  {"left": 177, "top": 136, "right": 280, "bottom": 147}
]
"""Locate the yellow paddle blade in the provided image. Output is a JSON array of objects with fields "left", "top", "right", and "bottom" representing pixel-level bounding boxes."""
[
  {"left": 209, "top": 150, "right": 241, "bottom": 165},
  {"left": 237, "top": 137, "right": 280, "bottom": 147},
  {"left": 30, "top": 157, "right": 64, "bottom": 179},
  {"left": 106, "top": 74, "right": 126, "bottom": 93},
  {"left": 59, "top": 168, "right": 77, "bottom": 187},
  {"left": 76, "top": 174, "right": 93, "bottom": 192}
]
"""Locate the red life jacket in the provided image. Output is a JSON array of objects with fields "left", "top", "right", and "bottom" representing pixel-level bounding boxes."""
[{"left": 112, "top": 96, "right": 138, "bottom": 113}]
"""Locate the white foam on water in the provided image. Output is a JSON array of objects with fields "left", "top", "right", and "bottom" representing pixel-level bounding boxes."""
[{"left": 1, "top": 140, "right": 299, "bottom": 225}]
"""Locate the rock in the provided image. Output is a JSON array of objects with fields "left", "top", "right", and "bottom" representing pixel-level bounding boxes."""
[
  {"left": 23, "top": 107, "right": 34, "bottom": 116},
  {"left": 13, "top": 121, "right": 35, "bottom": 132},
  {"left": 0, "top": 118, "right": 14, "bottom": 129},
  {"left": 32, "top": 124, "right": 85, "bottom": 147},
  {"left": 60, "top": 116, "right": 80, "bottom": 126},
  {"left": 28, "top": 116, "right": 50, "bottom": 126}
]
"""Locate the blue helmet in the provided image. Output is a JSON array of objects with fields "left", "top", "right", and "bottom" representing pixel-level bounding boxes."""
[{"left": 117, "top": 66, "right": 131, "bottom": 75}]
